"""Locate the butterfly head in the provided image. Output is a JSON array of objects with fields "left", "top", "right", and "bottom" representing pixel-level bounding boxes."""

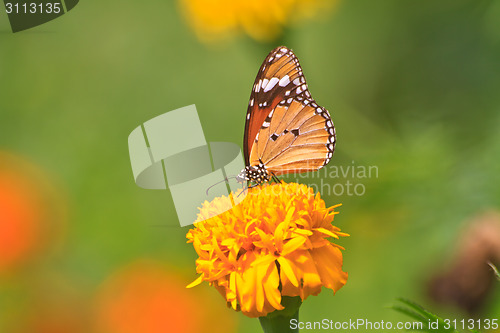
[{"left": 236, "top": 163, "right": 270, "bottom": 185}]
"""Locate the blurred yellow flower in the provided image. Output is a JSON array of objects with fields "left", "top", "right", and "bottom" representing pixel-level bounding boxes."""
[
  {"left": 187, "top": 182, "right": 348, "bottom": 318},
  {"left": 178, "top": 0, "right": 340, "bottom": 43}
]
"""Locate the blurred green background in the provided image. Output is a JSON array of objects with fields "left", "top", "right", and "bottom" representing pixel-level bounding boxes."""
[{"left": 1, "top": 0, "right": 500, "bottom": 332}]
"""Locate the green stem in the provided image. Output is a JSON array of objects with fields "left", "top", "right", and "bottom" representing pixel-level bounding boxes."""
[{"left": 258, "top": 296, "right": 302, "bottom": 333}]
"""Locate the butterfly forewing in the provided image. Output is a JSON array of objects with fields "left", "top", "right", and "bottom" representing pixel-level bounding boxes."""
[{"left": 243, "top": 46, "right": 312, "bottom": 165}]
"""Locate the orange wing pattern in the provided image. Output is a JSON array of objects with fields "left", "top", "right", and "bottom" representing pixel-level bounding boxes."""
[
  {"left": 243, "top": 46, "right": 313, "bottom": 165},
  {"left": 244, "top": 46, "right": 335, "bottom": 176},
  {"left": 248, "top": 100, "right": 335, "bottom": 175}
]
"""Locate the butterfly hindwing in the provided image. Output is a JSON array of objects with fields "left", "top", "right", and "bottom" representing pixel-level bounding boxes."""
[
  {"left": 249, "top": 100, "right": 335, "bottom": 175},
  {"left": 243, "top": 46, "right": 313, "bottom": 165}
]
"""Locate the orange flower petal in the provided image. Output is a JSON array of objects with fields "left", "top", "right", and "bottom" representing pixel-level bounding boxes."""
[{"left": 186, "top": 182, "right": 348, "bottom": 318}]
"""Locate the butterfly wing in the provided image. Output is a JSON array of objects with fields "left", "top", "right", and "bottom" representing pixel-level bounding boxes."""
[
  {"left": 248, "top": 99, "right": 335, "bottom": 175},
  {"left": 243, "top": 46, "right": 313, "bottom": 165}
]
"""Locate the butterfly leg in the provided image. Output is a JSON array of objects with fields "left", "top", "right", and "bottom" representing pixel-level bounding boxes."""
[
  {"left": 270, "top": 172, "right": 281, "bottom": 184},
  {"left": 237, "top": 187, "right": 248, "bottom": 198},
  {"left": 237, "top": 182, "right": 255, "bottom": 198}
]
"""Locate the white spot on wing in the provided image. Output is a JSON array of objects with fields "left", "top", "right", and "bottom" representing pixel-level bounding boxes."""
[
  {"left": 255, "top": 80, "right": 262, "bottom": 92},
  {"left": 293, "top": 78, "right": 300, "bottom": 85},
  {"left": 264, "top": 77, "right": 279, "bottom": 92},
  {"left": 279, "top": 75, "right": 290, "bottom": 87},
  {"left": 261, "top": 78, "right": 269, "bottom": 91}
]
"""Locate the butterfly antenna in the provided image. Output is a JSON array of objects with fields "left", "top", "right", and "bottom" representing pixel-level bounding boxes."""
[{"left": 206, "top": 176, "right": 237, "bottom": 196}]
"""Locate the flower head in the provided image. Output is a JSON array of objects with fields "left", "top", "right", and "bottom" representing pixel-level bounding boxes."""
[
  {"left": 187, "top": 182, "right": 348, "bottom": 318},
  {"left": 179, "top": 0, "right": 340, "bottom": 43}
]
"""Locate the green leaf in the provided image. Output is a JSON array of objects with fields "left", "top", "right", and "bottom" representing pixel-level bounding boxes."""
[
  {"left": 259, "top": 296, "right": 302, "bottom": 333},
  {"left": 396, "top": 298, "right": 441, "bottom": 323},
  {"left": 391, "top": 298, "right": 466, "bottom": 333},
  {"left": 392, "top": 298, "right": 487, "bottom": 333},
  {"left": 390, "top": 305, "right": 428, "bottom": 325}
]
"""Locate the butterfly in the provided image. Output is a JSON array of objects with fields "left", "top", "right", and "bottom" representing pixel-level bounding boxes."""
[{"left": 235, "top": 46, "right": 336, "bottom": 185}]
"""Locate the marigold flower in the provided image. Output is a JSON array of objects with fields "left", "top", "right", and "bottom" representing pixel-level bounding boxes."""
[
  {"left": 178, "top": 0, "right": 340, "bottom": 43},
  {"left": 186, "top": 182, "right": 348, "bottom": 318}
]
